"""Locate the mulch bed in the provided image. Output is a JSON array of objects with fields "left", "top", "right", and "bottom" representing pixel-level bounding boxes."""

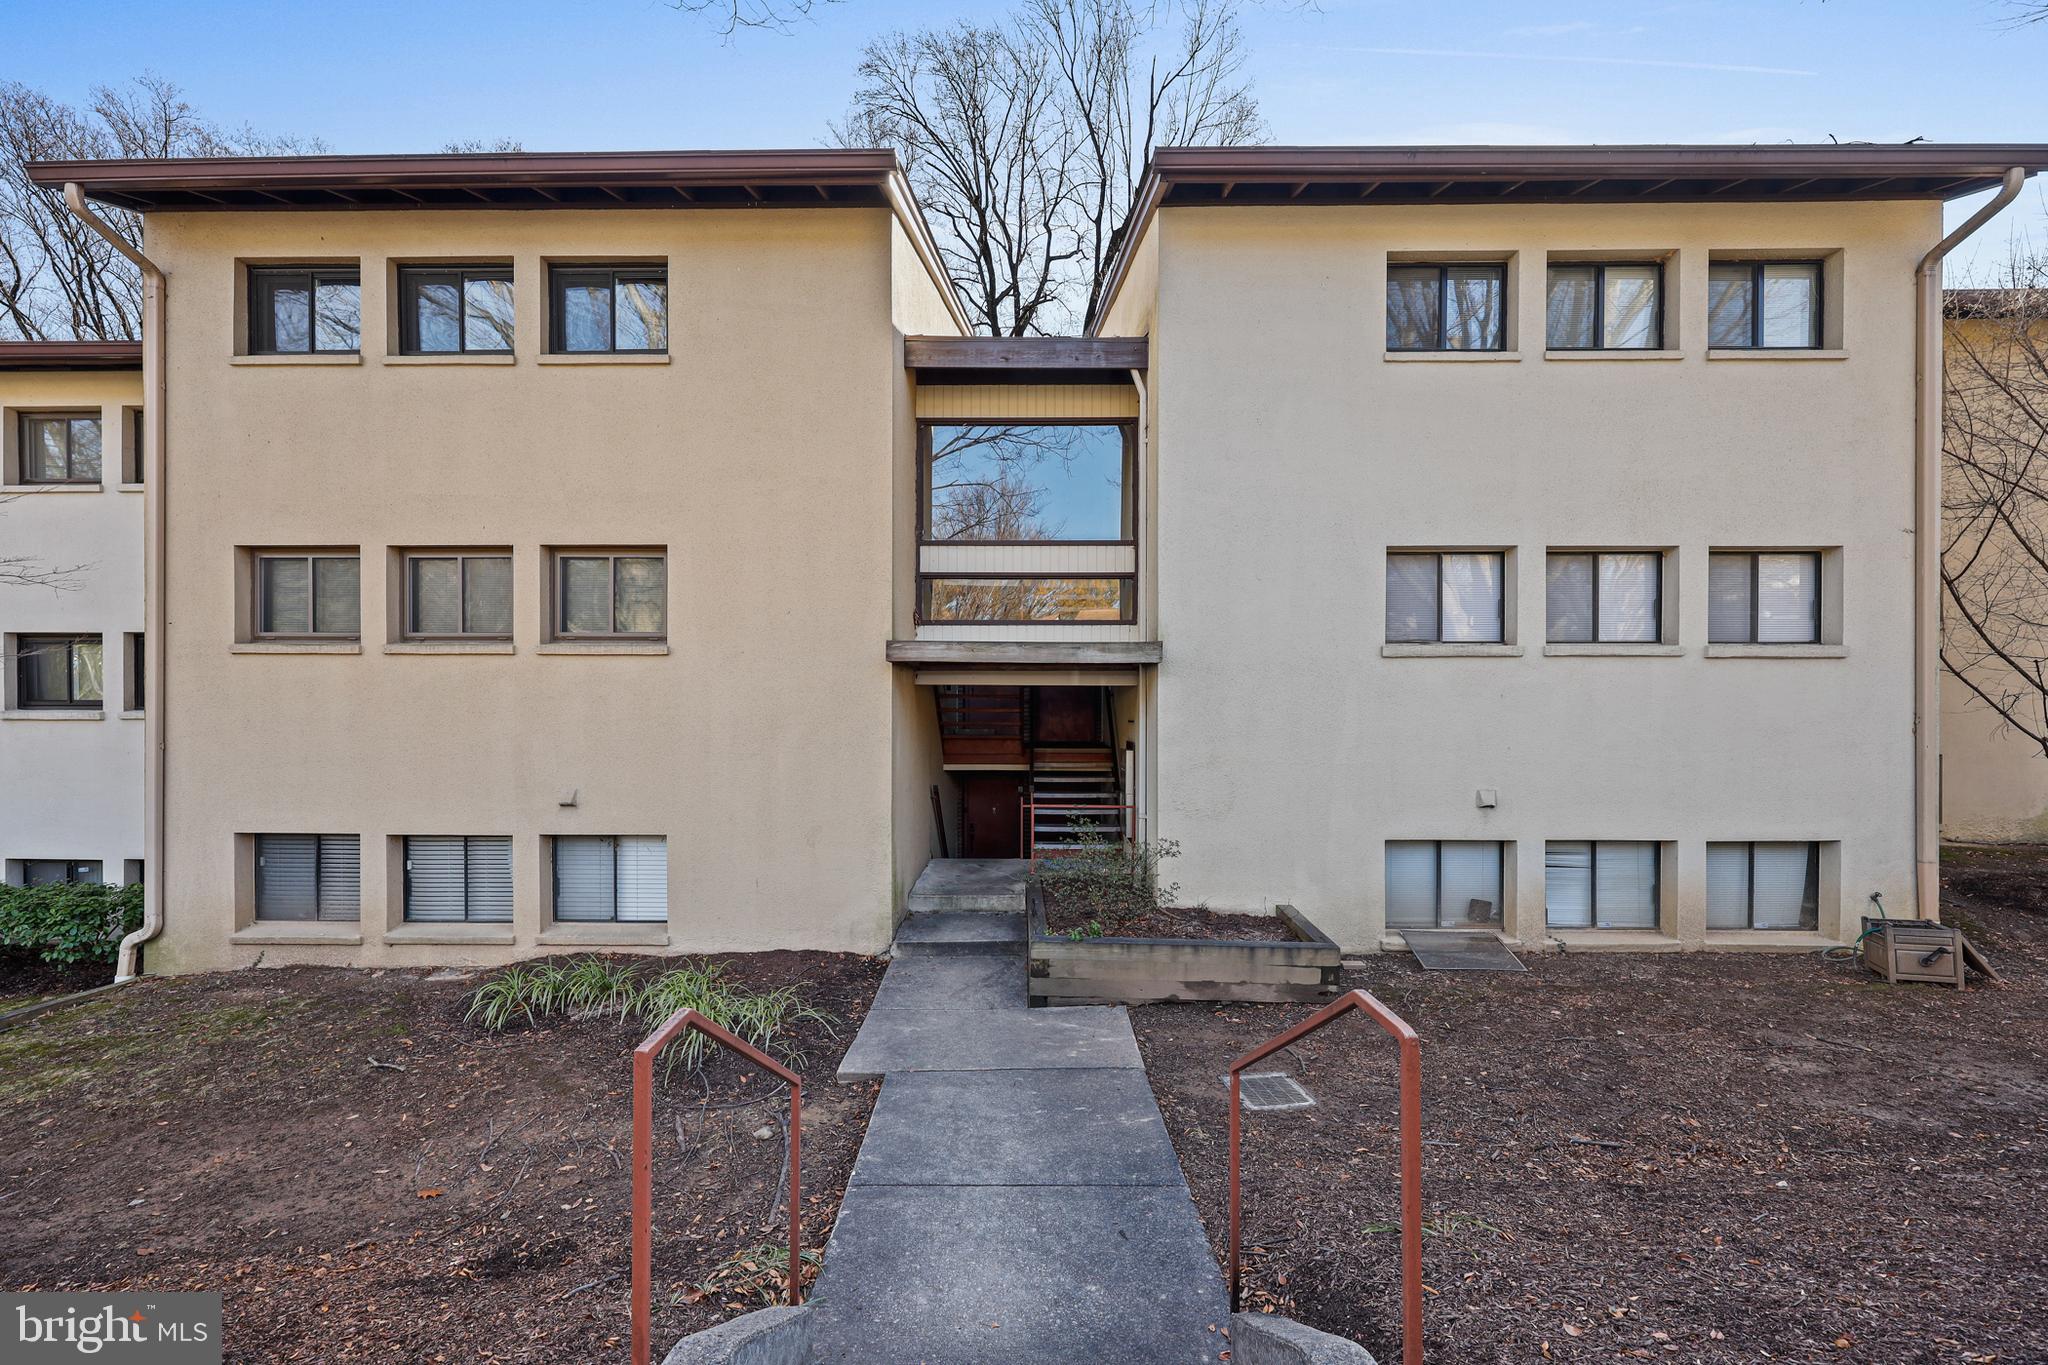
[
  {"left": 0, "top": 949, "right": 113, "bottom": 1010},
  {"left": 0, "top": 950, "right": 884, "bottom": 1363},
  {"left": 1041, "top": 892, "right": 1297, "bottom": 942},
  {"left": 1134, "top": 845, "right": 2048, "bottom": 1365}
]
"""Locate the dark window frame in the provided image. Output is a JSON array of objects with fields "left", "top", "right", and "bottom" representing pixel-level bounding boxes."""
[
  {"left": 1545, "top": 259, "right": 1666, "bottom": 351},
  {"left": 254, "top": 553, "right": 362, "bottom": 640},
  {"left": 1385, "top": 839, "right": 1507, "bottom": 928},
  {"left": 22, "top": 859, "right": 102, "bottom": 887},
  {"left": 1385, "top": 551, "right": 1508, "bottom": 645},
  {"left": 551, "top": 834, "right": 666, "bottom": 924},
  {"left": 1709, "top": 259, "right": 1825, "bottom": 350},
  {"left": 402, "top": 834, "right": 511, "bottom": 924},
  {"left": 1546, "top": 839, "right": 1662, "bottom": 931},
  {"left": 18, "top": 412, "right": 103, "bottom": 484},
  {"left": 547, "top": 265, "right": 669, "bottom": 355},
  {"left": 404, "top": 552, "right": 514, "bottom": 640},
  {"left": 1384, "top": 262, "right": 1509, "bottom": 353},
  {"left": 916, "top": 419, "right": 1138, "bottom": 547},
  {"left": 1546, "top": 550, "right": 1665, "bottom": 644},
  {"left": 127, "top": 632, "right": 144, "bottom": 712},
  {"left": 1709, "top": 840, "right": 1822, "bottom": 931},
  {"left": 16, "top": 633, "right": 103, "bottom": 709},
  {"left": 248, "top": 265, "right": 361, "bottom": 355},
  {"left": 553, "top": 552, "right": 668, "bottom": 640},
  {"left": 915, "top": 573, "right": 1137, "bottom": 627},
  {"left": 252, "top": 833, "right": 360, "bottom": 923},
  {"left": 397, "top": 265, "right": 515, "bottom": 355},
  {"left": 1710, "top": 550, "right": 1823, "bottom": 645}
]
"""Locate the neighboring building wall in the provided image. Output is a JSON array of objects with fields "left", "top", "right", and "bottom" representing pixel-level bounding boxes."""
[
  {"left": 1133, "top": 199, "right": 1937, "bottom": 950},
  {"left": 0, "top": 366, "right": 146, "bottom": 887},
  {"left": 151, "top": 206, "right": 922, "bottom": 972}
]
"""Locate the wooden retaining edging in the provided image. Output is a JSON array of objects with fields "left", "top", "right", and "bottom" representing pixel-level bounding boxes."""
[{"left": 1027, "top": 888, "right": 1342, "bottom": 1007}]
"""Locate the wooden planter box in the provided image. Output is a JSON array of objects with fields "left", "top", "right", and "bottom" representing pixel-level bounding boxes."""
[{"left": 1027, "top": 887, "right": 1343, "bottom": 1006}]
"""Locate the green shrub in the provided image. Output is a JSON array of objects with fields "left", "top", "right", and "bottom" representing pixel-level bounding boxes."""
[
  {"left": 0, "top": 881, "right": 144, "bottom": 967},
  {"left": 1032, "top": 821, "right": 1180, "bottom": 927}
]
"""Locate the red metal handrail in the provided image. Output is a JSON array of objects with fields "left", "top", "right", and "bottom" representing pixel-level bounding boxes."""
[
  {"left": 632, "top": 1009, "right": 803, "bottom": 1365},
  {"left": 1228, "top": 988, "right": 1423, "bottom": 1365}
]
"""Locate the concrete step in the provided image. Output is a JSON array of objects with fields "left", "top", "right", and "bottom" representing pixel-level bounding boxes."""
[
  {"left": 904, "top": 858, "right": 1028, "bottom": 914},
  {"left": 890, "top": 911, "right": 1024, "bottom": 960},
  {"left": 836, "top": 1004, "right": 1140, "bottom": 1081},
  {"left": 869, "top": 953, "right": 1026, "bottom": 1012}
]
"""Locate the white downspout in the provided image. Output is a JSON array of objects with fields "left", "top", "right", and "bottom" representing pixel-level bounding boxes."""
[
  {"left": 64, "top": 184, "right": 166, "bottom": 981},
  {"left": 1129, "top": 365, "right": 1152, "bottom": 850},
  {"left": 1914, "top": 167, "right": 2026, "bottom": 920}
]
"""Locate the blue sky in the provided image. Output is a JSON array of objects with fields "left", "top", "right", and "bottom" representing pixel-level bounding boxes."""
[{"left": 12, "top": 0, "right": 2047, "bottom": 278}]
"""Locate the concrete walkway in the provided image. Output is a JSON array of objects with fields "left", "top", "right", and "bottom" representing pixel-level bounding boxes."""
[{"left": 808, "top": 904, "right": 1229, "bottom": 1363}]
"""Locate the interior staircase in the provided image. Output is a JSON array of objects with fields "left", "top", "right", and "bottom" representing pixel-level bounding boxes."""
[{"left": 1029, "top": 747, "right": 1124, "bottom": 853}]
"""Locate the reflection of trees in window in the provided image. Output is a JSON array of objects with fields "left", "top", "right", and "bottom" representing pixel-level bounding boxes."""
[
  {"left": 927, "top": 423, "right": 1129, "bottom": 541},
  {"left": 923, "top": 576, "right": 1127, "bottom": 622}
]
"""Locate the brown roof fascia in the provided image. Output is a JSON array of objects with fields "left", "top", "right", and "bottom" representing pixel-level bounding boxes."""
[{"left": 0, "top": 340, "right": 144, "bottom": 371}]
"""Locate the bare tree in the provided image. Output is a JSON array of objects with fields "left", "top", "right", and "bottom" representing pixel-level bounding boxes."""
[
  {"left": 440, "top": 138, "right": 526, "bottom": 154},
  {"left": 0, "top": 75, "right": 321, "bottom": 341},
  {"left": 666, "top": 0, "right": 839, "bottom": 36},
  {"left": 1942, "top": 265, "right": 2048, "bottom": 755},
  {"left": 838, "top": 0, "right": 1262, "bottom": 335}
]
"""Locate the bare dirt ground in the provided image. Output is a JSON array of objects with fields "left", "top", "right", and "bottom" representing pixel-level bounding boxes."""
[
  {"left": 0, "top": 951, "right": 111, "bottom": 1013},
  {"left": 1135, "top": 846, "right": 2048, "bottom": 1365},
  {"left": 0, "top": 951, "right": 883, "bottom": 1363}
]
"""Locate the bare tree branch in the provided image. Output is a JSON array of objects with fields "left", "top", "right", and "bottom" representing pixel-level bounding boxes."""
[{"left": 665, "top": 0, "right": 839, "bottom": 37}]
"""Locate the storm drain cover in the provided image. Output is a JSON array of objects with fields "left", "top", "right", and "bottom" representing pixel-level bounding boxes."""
[{"left": 1233, "top": 1072, "right": 1316, "bottom": 1112}]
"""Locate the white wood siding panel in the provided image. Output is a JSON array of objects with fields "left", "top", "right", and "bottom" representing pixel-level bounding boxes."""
[{"left": 919, "top": 544, "right": 1137, "bottom": 575}]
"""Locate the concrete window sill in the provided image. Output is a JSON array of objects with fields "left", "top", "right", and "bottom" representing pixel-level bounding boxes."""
[
  {"left": 384, "top": 642, "right": 516, "bottom": 655},
  {"left": 118, "top": 709, "right": 144, "bottom": 720},
  {"left": 230, "top": 641, "right": 363, "bottom": 655},
  {"left": 536, "top": 352, "right": 671, "bottom": 366},
  {"left": 1542, "top": 643, "right": 1684, "bottom": 658},
  {"left": 232, "top": 924, "right": 364, "bottom": 947},
  {"left": 1544, "top": 349, "right": 1684, "bottom": 362},
  {"left": 1703, "top": 929, "right": 1841, "bottom": 951},
  {"left": 384, "top": 924, "right": 518, "bottom": 946},
  {"left": 1706, "top": 348, "right": 1848, "bottom": 362},
  {"left": 535, "top": 641, "right": 670, "bottom": 656},
  {"left": 383, "top": 353, "right": 516, "bottom": 366},
  {"left": 1381, "top": 643, "right": 1523, "bottom": 658},
  {"left": 1704, "top": 643, "right": 1848, "bottom": 659},
  {"left": 229, "top": 352, "right": 363, "bottom": 366},
  {"left": 1383, "top": 351, "right": 1522, "bottom": 363},
  {"left": 538, "top": 924, "right": 670, "bottom": 947},
  {"left": 117, "top": 483, "right": 145, "bottom": 493},
  {"left": 0, "top": 482, "right": 102, "bottom": 494},
  {"left": 1543, "top": 929, "right": 1683, "bottom": 953},
  {"left": 3, "top": 708, "right": 104, "bottom": 721}
]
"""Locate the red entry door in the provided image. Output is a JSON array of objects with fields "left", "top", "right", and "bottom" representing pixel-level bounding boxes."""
[{"left": 961, "top": 776, "right": 1024, "bottom": 859}]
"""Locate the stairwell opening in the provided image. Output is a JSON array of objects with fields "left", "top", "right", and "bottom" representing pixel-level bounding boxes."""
[{"left": 933, "top": 684, "right": 1137, "bottom": 861}]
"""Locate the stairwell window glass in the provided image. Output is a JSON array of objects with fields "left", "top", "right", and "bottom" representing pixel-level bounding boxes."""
[
  {"left": 1386, "top": 553, "right": 1504, "bottom": 643},
  {"left": 18, "top": 413, "right": 101, "bottom": 483},
  {"left": 403, "top": 835, "right": 513, "bottom": 923},
  {"left": 1546, "top": 552, "right": 1661, "bottom": 643},
  {"left": 16, "top": 634, "right": 103, "bottom": 708},
  {"left": 922, "top": 422, "right": 1134, "bottom": 543},
  {"left": 1386, "top": 264, "right": 1506, "bottom": 352},
  {"left": 1708, "top": 552, "right": 1821, "bottom": 644},
  {"left": 550, "top": 265, "right": 668, "bottom": 353},
  {"left": 1385, "top": 841, "right": 1504, "bottom": 928},
  {"left": 919, "top": 576, "right": 1133, "bottom": 625},
  {"left": 249, "top": 266, "right": 360, "bottom": 353},
  {"left": 555, "top": 553, "right": 667, "bottom": 639},
  {"left": 1545, "top": 841, "right": 1660, "bottom": 930},
  {"left": 257, "top": 555, "right": 361, "bottom": 638},
  {"left": 1706, "top": 841, "right": 1820, "bottom": 930},
  {"left": 1546, "top": 261, "right": 1663, "bottom": 350},
  {"left": 553, "top": 836, "right": 668, "bottom": 923}
]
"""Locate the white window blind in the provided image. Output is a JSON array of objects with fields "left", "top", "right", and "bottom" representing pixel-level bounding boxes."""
[
  {"left": 255, "top": 833, "right": 359, "bottom": 922},
  {"left": 1752, "top": 842, "right": 1816, "bottom": 929},
  {"left": 554, "top": 836, "right": 617, "bottom": 922},
  {"left": 1385, "top": 556, "right": 1439, "bottom": 643},
  {"left": 405, "top": 835, "right": 512, "bottom": 923},
  {"left": 615, "top": 836, "right": 668, "bottom": 923},
  {"left": 1756, "top": 554, "right": 1818, "bottom": 643},
  {"left": 1546, "top": 554, "right": 1594, "bottom": 643},
  {"left": 1384, "top": 842, "right": 1437, "bottom": 927},
  {"left": 1598, "top": 553, "right": 1658, "bottom": 643},
  {"left": 1708, "top": 554, "right": 1752, "bottom": 643},
  {"left": 1544, "top": 842, "right": 1593, "bottom": 928},
  {"left": 1441, "top": 553, "right": 1502, "bottom": 642},
  {"left": 1594, "top": 842, "right": 1659, "bottom": 929},
  {"left": 1705, "top": 842, "right": 1751, "bottom": 930},
  {"left": 1438, "top": 842, "right": 1502, "bottom": 924}
]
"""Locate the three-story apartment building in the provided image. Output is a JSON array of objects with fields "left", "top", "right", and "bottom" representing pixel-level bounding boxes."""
[
  {"left": 1, "top": 342, "right": 146, "bottom": 892},
  {"left": 28, "top": 143, "right": 2047, "bottom": 972}
]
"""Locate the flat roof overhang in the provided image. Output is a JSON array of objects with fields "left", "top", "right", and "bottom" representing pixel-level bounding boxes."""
[
  {"left": 0, "top": 340, "right": 143, "bottom": 371},
  {"left": 24, "top": 149, "right": 906, "bottom": 213},
  {"left": 887, "top": 640, "right": 1161, "bottom": 669},
  {"left": 905, "top": 335, "right": 1146, "bottom": 386}
]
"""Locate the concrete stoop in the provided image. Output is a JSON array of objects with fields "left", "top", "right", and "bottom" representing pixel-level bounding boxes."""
[
  {"left": 886, "top": 910, "right": 1024, "bottom": 959},
  {"left": 901, "top": 858, "right": 1029, "bottom": 914}
]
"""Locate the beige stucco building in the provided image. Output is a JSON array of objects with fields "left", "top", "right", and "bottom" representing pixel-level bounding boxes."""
[{"left": 24, "top": 143, "right": 2048, "bottom": 972}]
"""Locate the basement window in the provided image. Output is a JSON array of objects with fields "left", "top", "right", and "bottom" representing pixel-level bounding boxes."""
[
  {"left": 403, "top": 836, "right": 513, "bottom": 924},
  {"left": 1545, "top": 841, "right": 1659, "bottom": 930},
  {"left": 254, "top": 834, "right": 361, "bottom": 922},
  {"left": 553, "top": 836, "right": 668, "bottom": 923},
  {"left": 1385, "top": 840, "right": 1504, "bottom": 928},
  {"left": 1706, "top": 841, "right": 1820, "bottom": 930}
]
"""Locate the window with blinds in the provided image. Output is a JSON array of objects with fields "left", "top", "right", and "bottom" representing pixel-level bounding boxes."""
[
  {"left": 1709, "top": 552, "right": 1821, "bottom": 644},
  {"left": 403, "top": 836, "right": 513, "bottom": 923},
  {"left": 553, "top": 836, "right": 668, "bottom": 923},
  {"left": 1546, "top": 552, "right": 1661, "bottom": 643},
  {"left": 254, "top": 834, "right": 361, "bottom": 922},
  {"left": 1706, "top": 842, "right": 1820, "bottom": 930},
  {"left": 1386, "top": 553, "right": 1505, "bottom": 644},
  {"left": 1545, "top": 841, "right": 1659, "bottom": 930},
  {"left": 1385, "top": 841, "right": 1504, "bottom": 928}
]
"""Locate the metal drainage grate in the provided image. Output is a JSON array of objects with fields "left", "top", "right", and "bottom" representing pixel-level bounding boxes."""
[{"left": 1231, "top": 1071, "right": 1316, "bottom": 1112}]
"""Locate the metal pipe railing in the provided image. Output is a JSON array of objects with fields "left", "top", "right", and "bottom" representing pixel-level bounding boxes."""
[
  {"left": 632, "top": 1009, "right": 803, "bottom": 1365},
  {"left": 1227, "top": 988, "right": 1424, "bottom": 1365},
  {"left": 1022, "top": 799, "right": 1137, "bottom": 862}
]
